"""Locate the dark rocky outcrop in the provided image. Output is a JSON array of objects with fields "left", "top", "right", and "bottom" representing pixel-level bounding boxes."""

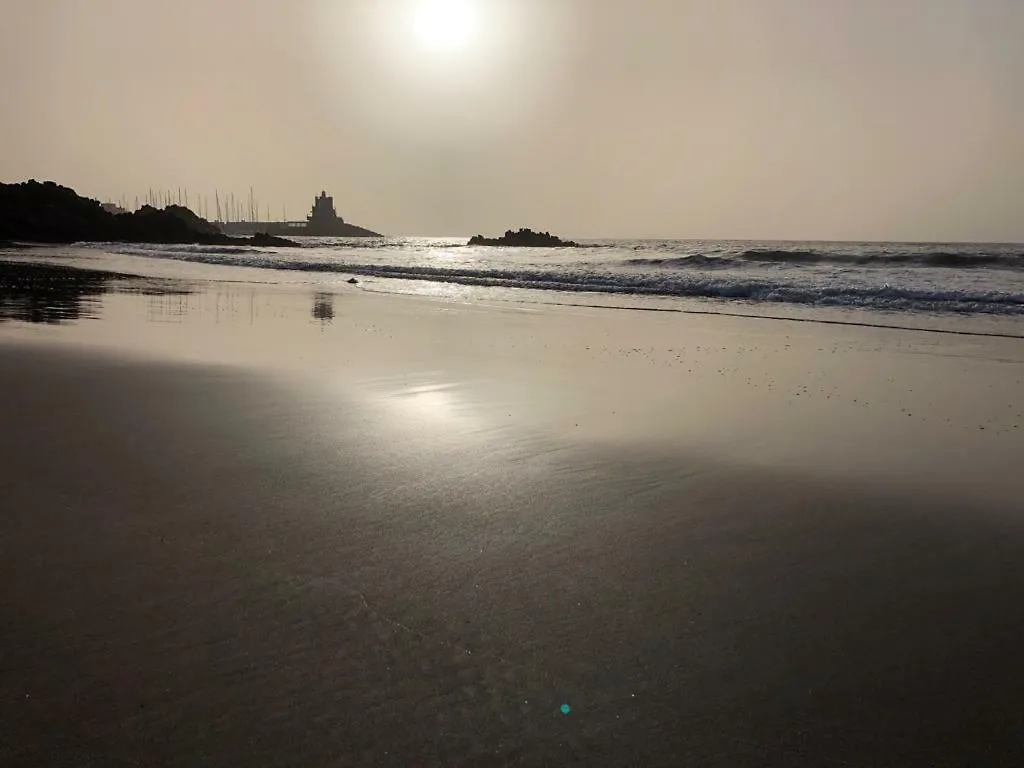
[
  {"left": 468, "top": 228, "right": 578, "bottom": 247},
  {"left": 0, "top": 180, "right": 300, "bottom": 247},
  {"left": 250, "top": 232, "right": 301, "bottom": 247},
  {"left": 0, "top": 181, "right": 117, "bottom": 243},
  {"left": 116, "top": 204, "right": 223, "bottom": 244}
]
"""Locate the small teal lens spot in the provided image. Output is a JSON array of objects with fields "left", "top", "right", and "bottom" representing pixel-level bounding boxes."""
[{"left": 560, "top": 704, "right": 571, "bottom": 715}]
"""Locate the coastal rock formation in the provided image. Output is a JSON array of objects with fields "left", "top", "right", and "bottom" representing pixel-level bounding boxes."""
[
  {"left": 0, "top": 180, "right": 116, "bottom": 243},
  {"left": 468, "top": 228, "right": 579, "bottom": 247},
  {"left": 250, "top": 232, "right": 302, "bottom": 247},
  {"left": 0, "top": 180, "right": 301, "bottom": 247},
  {"left": 117, "top": 204, "right": 223, "bottom": 243}
]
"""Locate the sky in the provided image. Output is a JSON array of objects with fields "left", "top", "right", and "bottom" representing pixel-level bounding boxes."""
[{"left": 1, "top": 0, "right": 1022, "bottom": 240}]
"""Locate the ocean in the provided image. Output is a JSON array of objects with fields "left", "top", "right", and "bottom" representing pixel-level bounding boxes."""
[{"left": 5, "top": 236, "right": 1024, "bottom": 334}]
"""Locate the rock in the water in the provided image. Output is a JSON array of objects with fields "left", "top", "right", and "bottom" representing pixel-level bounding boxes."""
[
  {"left": 468, "top": 228, "right": 578, "bottom": 247},
  {"left": 347, "top": 278, "right": 359, "bottom": 284},
  {"left": 248, "top": 232, "right": 300, "bottom": 247}
]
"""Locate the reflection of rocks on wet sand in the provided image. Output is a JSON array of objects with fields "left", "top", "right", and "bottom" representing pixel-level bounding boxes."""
[
  {"left": 0, "top": 262, "right": 114, "bottom": 324},
  {"left": 0, "top": 261, "right": 193, "bottom": 325}
]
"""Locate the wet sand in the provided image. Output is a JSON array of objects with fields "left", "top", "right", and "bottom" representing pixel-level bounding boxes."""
[{"left": 2, "top": 264, "right": 1024, "bottom": 766}]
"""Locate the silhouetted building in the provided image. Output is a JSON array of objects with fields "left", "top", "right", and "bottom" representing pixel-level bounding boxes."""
[
  {"left": 309, "top": 191, "right": 343, "bottom": 225},
  {"left": 219, "top": 190, "right": 381, "bottom": 237}
]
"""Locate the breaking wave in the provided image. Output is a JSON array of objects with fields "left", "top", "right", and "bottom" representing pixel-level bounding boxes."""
[
  {"left": 112, "top": 243, "right": 1024, "bottom": 316},
  {"left": 628, "top": 248, "right": 1024, "bottom": 269},
  {"left": 318, "top": 264, "right": 1024, "bottom": 314},
  {"left": 738, "top": 248, "right": 1024, "bottom": 268}
]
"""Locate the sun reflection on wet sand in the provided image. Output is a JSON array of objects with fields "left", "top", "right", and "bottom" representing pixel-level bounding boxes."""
[{"left": 2, "top": 258, "right": 1023, "bottom": 506}]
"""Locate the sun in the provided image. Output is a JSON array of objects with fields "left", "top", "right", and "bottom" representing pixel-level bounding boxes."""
[{"left": 411, "top": 0, "right": 480, "bottom": 52}]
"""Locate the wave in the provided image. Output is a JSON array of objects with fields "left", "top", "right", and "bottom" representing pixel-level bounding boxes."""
[
  {"left": 625, "top": 249, "right": 1024, "bottom": 270},
  {"left": 737, "top": 248, "right": 1024, "bottom": 269},
  {"left": 116, "top": 243, "right": 1024, "bottom": 316},
  {"left": 338, "top": 265, "right": 1024, "bottom": 314},
  {"left": 102, "top": 240, "right": 1024, "bottom": 270},
  {"left": 98, "top": 242, "right": 273, "bottom": 257},
  {"left": 625, "top": 255, "right": 735, "bottom": 269}
]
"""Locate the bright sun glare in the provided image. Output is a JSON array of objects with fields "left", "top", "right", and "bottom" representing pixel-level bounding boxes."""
[{"left": 411, "top": 0, "right": 480, "bottom": 52}]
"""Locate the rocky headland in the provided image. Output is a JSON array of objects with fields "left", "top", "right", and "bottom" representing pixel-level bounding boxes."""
[{"left": 0, "top": 180, "right": 300, "bottom": 247}]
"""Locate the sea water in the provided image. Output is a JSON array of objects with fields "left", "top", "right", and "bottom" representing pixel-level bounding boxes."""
[{"left": 7, "top": 237, "right": 1024, "bottom": 334}]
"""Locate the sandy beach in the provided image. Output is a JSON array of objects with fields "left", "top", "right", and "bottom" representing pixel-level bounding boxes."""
[{"left": 3, "top": 262, "right": 1024, "bottom": 766}]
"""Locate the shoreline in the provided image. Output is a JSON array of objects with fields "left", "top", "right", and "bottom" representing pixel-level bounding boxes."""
[{"left": 3, "top": 248, "right": 1024, "bottom": 341}]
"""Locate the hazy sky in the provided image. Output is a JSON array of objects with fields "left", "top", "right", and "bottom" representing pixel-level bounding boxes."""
[{"left": 2, "top": 0, "right": 1022, "bottom": 240}]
